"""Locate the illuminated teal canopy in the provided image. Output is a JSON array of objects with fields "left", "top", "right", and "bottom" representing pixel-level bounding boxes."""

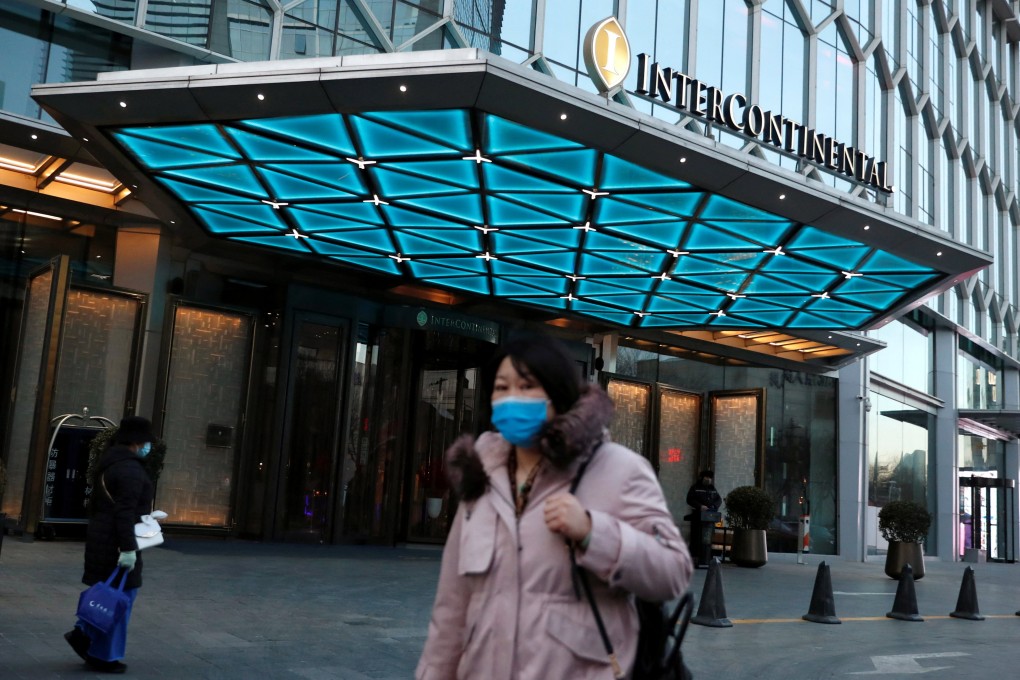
[{"left": 112, "top": 109, "right": 938, "bottom": 330}]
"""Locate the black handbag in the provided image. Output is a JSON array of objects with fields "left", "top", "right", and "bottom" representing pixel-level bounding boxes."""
[{"left": 569, "top": 453, "right": 694, "bottom": 679}]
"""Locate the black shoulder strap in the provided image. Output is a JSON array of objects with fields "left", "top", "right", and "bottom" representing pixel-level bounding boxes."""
[
  {"left": 569, "top": 451, "right": 595, "bottom": 494},
  {"left": 568, "top": 447, "right": 624, "bottom": 679}
]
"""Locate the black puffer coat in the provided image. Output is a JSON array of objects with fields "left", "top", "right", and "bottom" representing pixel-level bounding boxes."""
[{"left": 83, "top": 445, "right": 153, "bottom": 589}]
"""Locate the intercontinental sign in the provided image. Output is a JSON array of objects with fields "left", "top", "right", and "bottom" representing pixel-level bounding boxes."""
[{"left": 582, "top": 18, "right": 894, "bottom": 194}]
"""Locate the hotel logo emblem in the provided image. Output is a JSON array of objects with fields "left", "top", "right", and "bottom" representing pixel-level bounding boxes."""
[{"left": 583, "top": 17, "right": 630, "bottom": 93}]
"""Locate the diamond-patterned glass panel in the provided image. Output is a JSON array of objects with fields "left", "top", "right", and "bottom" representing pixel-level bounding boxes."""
[{"left": 112, "top": 108, "right": 943, "bottom": 330}]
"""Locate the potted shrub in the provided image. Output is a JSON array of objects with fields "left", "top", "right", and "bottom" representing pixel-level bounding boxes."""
[
  {"left": 878, "top": 500, "right": 931, "bottom": 579},
  {"left": 724, "top": 485, "right": 775, "bottom": 568},
  {"left": 417, "top": 456, "right": 449, "bottom": 520}
]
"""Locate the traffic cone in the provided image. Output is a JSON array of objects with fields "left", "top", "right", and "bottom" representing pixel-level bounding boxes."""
[
  {"left": 802, "top": 561, "right": 841, "bottom": 624},
  {"left": 691, "top": 557, "right": 732, "bottom": 627},
  {"left": 949, "top": 566, "right": 984, "bottom": 620},
  {"left": 886, "top": 563, "right": 923, "bottom": 622}
]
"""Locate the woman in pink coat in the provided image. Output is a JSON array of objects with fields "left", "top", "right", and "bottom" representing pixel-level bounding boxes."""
[{"left": 416, "top": 331, "right": 693, "bottom": 680}]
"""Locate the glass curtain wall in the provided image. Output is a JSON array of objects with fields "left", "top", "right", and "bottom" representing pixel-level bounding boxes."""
[
  {"left": 957, "top": 339, "right": 1002, "bottom": 410},
  {"left": 868, "top": 314, "right": 934, "bottom": 394},
  {"left": 614, "top": 344, "right": 838, "bottom": 554},
  {"left": 865, "top": 391, "right": 933, "bottom": 555},
  {"left": 0, "top": 2, "right": 131, "bottom": 123}
]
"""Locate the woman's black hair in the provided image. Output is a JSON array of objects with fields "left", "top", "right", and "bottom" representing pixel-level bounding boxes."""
[{"left": 481, "top": 329, "right": 582, "bottom": 416}]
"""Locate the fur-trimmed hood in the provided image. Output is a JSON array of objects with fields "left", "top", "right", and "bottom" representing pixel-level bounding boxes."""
[{"left": 445, "top": 384, "right": 615, "bottom": 501}]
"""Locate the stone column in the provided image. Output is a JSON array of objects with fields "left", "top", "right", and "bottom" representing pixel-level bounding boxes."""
[
  {"left": 837, "top": 358, "right": 867, "bottom": 561},
  {"left": 113, "top": 224, "right": 172, "bottom": 420},
  {"left": 1001, "top": 364, "right": 1020, "bottom": 561},
  {"left": 932, "top": 325, "right": 958, "bottom": 561}
]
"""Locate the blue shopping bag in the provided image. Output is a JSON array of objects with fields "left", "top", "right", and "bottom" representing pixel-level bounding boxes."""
[{"left": 76, "top": 568, "right": 131, "bottom": 633}]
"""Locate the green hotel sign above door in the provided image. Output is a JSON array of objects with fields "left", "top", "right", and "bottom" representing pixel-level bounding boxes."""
[{"left": 385, "top": 306, "right": 499, "bottom": 344}]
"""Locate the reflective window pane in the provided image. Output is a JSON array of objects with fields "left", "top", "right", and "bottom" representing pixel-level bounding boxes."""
[
  {"left": 759, "top": 0, "right": 806, "bottom": 122},
  {"left": 816, "top": 20, "right": 855, "bottom": 145},
  {"left": 622, "top": 0, "right": 688, "bottom": 113},
  {"left": 391, "top": 0, "right": 442, "bottom": 47},
  {"left": 696, "top": 0, "right": 748, "bottom": 93},
  {"left": 865, "top": 391, "right": 931, "bottom": 553},
  {"left": 144, "top": 0, "right": 272, "bottom": 60},
  {"left": 75, "top": 0, "right": 138, "bottom": 24},
  {"left": 541, "top": 0, "right": 582, "bottom": 83},
  {"left": 0, "top": 3, "right": 131, "bottom": 122},
  {"left": 956, "top": 340, "right": 1002, "bottom": 409},
  {"left": 868, "top": 317, "right": 933, "bottom": 394}
]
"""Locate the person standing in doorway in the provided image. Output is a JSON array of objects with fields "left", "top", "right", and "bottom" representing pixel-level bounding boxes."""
[
  {"left": 686, "top": 470, "right": 722, "bottom": 567},
  {"left": 65, "top": 416, "right": 156, "bottom": 674},
  {"left": 416, "top": 330, "right": 692, "bottom": 679}
]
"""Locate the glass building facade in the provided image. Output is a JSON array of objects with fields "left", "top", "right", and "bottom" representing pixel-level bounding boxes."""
[{"left": 1, "top": 0, "right": 1018, "bottom": 562}]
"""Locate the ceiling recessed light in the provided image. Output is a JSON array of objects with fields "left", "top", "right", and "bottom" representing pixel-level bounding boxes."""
[
  {"left": 257, "top": 93, "right": 265, "bottom": 101},
  {"left": 170, "top": 220, "right": 176, "bottom": 224},
  {"left": 937, "top": 251, "right": 943, "bottom": 256},
  {"left": 30, "top": 134, "right": 38, "bottom": 140},
  {"left": 863, "top": 224, "right": 870, "bottom": 230},
  {"left": 119, "top": 101, "right": 127, "bottom": 108},
  {"left": 560, "top": 113, "right": 567, "bottom": 120},
  {"left": 83, "top": 137, "right": 89, "bottom": 142},
  {"left": 779, "top": 193, "right": 786, "bottom": 199},
  {"left": 679, "top": 157, "right": 687, "bottom": 163},
  {"left": 399, "top": 85, "right": 407, "bottom": 92}
]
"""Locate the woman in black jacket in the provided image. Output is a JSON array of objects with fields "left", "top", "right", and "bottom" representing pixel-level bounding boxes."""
[{"left": 65, "top": 416, "right": 155, "bottom": 674}]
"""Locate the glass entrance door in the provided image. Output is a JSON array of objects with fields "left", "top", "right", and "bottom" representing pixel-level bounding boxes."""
[
  {"left": 405, "top": 335, "right": 484, "bottom": 542},
  {"left": 278, "top": 314, "right": 347, "bottom": 542},
  {"left": 2, "top": 256, "right": 146, "bottom": 534}
]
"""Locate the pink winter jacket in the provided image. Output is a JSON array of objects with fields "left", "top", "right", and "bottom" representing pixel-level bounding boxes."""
[{"left": 416, "top": 424, "right": 693, "bottom": 679}]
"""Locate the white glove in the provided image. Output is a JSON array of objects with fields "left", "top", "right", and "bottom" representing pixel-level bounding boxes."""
[
  {"left": 117, "top": 550, "right": 137, "bottom": 571},
  {"left": 150, "top": 510, "right": 168, "bottom": 520}
]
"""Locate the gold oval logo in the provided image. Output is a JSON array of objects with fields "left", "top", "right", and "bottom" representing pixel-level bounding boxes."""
[{"left": 582, "top": 17, "right": 631, "bottom": 93}]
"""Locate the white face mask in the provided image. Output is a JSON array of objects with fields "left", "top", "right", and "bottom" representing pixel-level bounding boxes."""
[{"left": 138, "top": 442, "right": 152, "bottom": 458}]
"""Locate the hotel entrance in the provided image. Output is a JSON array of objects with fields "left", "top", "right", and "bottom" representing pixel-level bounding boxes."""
[
  {"left": 277, "top": 312, "right": 349, "bottom": 543},
  {"left": 403, "top": 332, "right": 490, "bottom": 543}
]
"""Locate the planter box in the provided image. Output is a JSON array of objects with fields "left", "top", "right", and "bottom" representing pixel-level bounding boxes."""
[
  {"left": 884, "top": 541, "right": 925, "bottom": 579},
  {"left": 963, "top": 548, "right": 986, "bottom": 563},
  {"left": 731, "top": 528, "right": 767, "bottom": 568}
]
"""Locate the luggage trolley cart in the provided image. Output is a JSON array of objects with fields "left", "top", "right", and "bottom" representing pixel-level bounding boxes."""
[{"left": 37, "top": 407, "right": 116, "bottom": 540}]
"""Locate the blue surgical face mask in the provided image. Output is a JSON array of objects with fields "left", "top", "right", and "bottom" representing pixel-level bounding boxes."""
[
  {"left": 491, "top": 396, "right": 549, "bottom": 447},
  {"left": 138, "top": 442, "right": 152, "bottom": 458}
]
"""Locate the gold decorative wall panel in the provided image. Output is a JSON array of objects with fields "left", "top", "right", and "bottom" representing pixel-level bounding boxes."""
[
  {"left": 606, "top": 379, "right": 650, "bottom": 457},
  {"left": 657, "top": 390, "right": 701, "bottom": 525},
  {"left": 712, "top": 394, "right": 759, "bottom": 502},
  {"left": 157, "top": 306, "right": 251, "bottom": 526}
]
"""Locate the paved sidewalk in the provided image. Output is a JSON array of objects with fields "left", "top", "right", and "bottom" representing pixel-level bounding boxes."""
[{"left": 2, "top": 535, "right": 1019, "bottom": 678}]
